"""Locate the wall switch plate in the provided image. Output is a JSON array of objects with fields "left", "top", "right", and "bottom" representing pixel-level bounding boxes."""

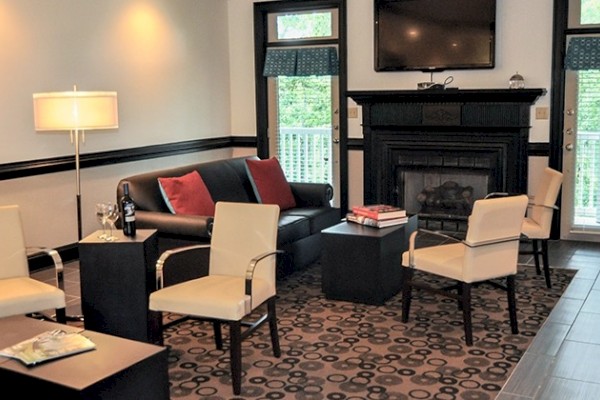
[{"left": 535, "top": 107, "right": 549, "bottom": 120}]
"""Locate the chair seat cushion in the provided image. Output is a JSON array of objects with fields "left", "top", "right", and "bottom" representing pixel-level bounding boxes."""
[
  {"left": 402, "top": 243, "right": 466, "bottom": 281},
  {"left": 0, "top": 277, "right": 65, "bottom": 318},
  {"left": 149, "top": 275, "right": 274, "bottom": 321},
  {"left": 521, "top": 217, "right": 545, "bottom": 239}
]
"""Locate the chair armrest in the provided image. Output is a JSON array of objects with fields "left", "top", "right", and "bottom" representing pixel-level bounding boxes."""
[
  {"left": 27, "top": 246, "right": 64, "bottom": 290},
  {"left": 155, "top": 244, "right": 211, "bottom": 289},
  {"left": 528, "top": 203, "right": 559, "bottom": 210},
  {"left": 136, "top": 210, "right": 213, "bottom": 239},
  {"left": 289, "top": 182, "right": 333, "bottom": 207},
  {"left": 244, "top": 250, "right": 284, "bottom": 311},
  {"left": 463, "top": 235, "right": 522, "bottom": 248},
  {"left": 406, "top": 229, "right": 463, "bottom": 268}
]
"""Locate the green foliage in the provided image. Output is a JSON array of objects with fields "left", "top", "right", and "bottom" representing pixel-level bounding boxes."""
[
  {"left": 577, "top": 70, "right": 600, "bottom": 132},
  {"left": 276, "top": 12, "right": 332, "bottom": 39},
  {"left": 575, "top": 70, "right": 600, "bottom": 213},
  {"left": 277, "top": 76, "right": 331, "bottom": 128},
  {"left": 582, "top": 0, "right": 600, "bottom": 24}
]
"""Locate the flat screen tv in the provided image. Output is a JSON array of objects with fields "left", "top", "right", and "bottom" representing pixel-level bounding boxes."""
[{"left": 374, "top": 0, "right": 496, "bottom": 72}]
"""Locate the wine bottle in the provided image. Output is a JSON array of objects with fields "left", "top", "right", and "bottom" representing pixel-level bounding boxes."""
[{"left": 120, "top": 183, "right": 136, "bottom": 236}]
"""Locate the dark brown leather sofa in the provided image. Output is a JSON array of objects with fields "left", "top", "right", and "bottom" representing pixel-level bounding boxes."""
[{"left": 116, "top": 156, "right": 341, "bottom": 284}]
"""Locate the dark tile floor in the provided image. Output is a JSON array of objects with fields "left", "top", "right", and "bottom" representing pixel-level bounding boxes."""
[
  {"left": 32, "top": 239, "right": 600, "bottom": 400},
  {"left": 497, "top": 239, "right": 600, "bottom": 399}
]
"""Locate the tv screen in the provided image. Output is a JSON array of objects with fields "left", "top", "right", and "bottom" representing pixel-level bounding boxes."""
[{"left": 374, "top": 0, "right": 496, "bottom": 72}]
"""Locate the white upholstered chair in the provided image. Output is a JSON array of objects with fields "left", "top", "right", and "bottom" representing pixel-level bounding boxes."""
[
  {"left": 401, "top": 195, "right": 529, "bottom": 346},
  {"left": 149, "top": 201, "right": 281, "bottom": 395},
  {"left": 0, "top": 205, "right": 66, "bottom": 323},
  {"left": 521, "top": 167, "right": 563, "bottom": 288}
]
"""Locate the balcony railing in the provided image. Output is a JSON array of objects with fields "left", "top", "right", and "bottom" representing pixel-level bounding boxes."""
[
  {"left": 277, "top": 127, "right": 332, "bottom": 184},
  {"left": 574, "top": 130, "right": 600, "bottom": 225}
]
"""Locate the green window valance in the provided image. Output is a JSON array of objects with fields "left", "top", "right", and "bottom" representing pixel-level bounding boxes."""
[
  {"left": 565, "top": 37, "right": 600, "bottom": 70},
  {"left": 263, "top": 47, "right": 338, "bottom": 77}
]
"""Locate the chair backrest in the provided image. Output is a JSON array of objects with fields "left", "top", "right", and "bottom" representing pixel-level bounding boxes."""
[
  {"left": 209, "top": 201, "right": 280, "bottom": 288},
  {"left": 0, "top": 205, "right": 30, "bottom": 280},
  {"left": 463, "top": 195, "right": 529, "bottom": 282},
  {"left": 528, "top": 167, "right": 563, "bottom": 233}
]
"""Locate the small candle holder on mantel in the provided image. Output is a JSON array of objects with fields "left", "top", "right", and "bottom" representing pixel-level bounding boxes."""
[{"left": 509, "top": 72, "right": 525, "bottom": 89}]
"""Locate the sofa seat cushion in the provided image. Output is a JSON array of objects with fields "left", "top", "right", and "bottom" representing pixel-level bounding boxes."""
[
  {"left": 283, "top": 207, "right": 341, "bottom": 234},
  {"left": 277, "top": 215, "right": 311, "bottom": 246},
  {"left": 158, "top": 171, "right": 215, "bottom": 216}
]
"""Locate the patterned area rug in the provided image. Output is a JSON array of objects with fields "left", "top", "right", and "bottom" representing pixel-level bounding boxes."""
[{"left": 163, "top": 262, "right": 574, "bottom": 399}]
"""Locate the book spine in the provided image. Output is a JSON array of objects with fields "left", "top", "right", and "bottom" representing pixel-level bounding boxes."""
[{"left": 352, "top": 208, "right": 406, "bottom": 220}]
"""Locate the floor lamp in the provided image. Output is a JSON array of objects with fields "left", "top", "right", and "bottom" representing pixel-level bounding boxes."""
[{"left": 33, "top": 86, "right": 119, "bottom": 241}]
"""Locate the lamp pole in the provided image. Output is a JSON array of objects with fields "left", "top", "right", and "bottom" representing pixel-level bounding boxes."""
[{"left": 74, "top": 128, "right": 83, "bottom": 240}]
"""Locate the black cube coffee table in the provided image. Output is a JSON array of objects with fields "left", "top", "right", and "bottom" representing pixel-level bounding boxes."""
[{"left": 321, "top": 215, "right": 417, "bottom": 305}]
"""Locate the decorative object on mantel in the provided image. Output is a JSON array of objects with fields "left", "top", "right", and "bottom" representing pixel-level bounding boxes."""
[{"left": 509, "top": 72, "right": 525, "bottom": 89}]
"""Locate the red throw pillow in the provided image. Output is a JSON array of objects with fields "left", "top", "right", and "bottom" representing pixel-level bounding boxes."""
[
  {"left": 157, "top": 170, "right": 215, "bottom": 216},
  {"left": 245, "top": 157, "right": 297, "bottom": 210}
]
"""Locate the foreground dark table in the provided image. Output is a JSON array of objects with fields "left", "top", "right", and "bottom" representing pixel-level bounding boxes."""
[
  {"left": 0, "top": 316, "right": 169, "bottom": 399},
  {"left": 321, "top": 215, "right": 418, "bottom": 305},
  {"left": 79, "top": 229, "right": 161, "bottom": 344}
]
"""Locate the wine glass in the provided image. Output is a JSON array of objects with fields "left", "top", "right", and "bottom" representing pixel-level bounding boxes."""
[
  {"left": 105, "top": 203, "right": 120, "bottom": 241},
  {"left": 95, "top": 203, "right": 110, "bottom": 240}
]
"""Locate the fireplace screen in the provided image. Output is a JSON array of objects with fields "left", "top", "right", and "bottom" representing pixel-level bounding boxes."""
[{"left": 397, "top": 168, "right": 491, "bottom": 217}]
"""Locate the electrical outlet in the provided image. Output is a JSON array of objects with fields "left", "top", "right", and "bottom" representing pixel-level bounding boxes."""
[
  {"left": 348, "top": 107, "right": 358, "bottom": 118},
  {"left": 535, "top": 107, "right": 549, "bottom": 120}
]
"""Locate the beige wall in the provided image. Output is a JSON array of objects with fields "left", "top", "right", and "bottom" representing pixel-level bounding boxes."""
[{"left": 0, "top": 0, "right": 233, "bottom": 247}]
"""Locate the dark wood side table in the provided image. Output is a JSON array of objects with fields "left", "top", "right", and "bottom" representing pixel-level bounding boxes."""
[
  {"left": 0, "top": 316, "right": 169, "bottom": 399},
  {"left": 79, "top": 229, "right": 161, "bottom": 344},
  {"left": 321, "top": 215, "right": 418, "bottom": 305}
]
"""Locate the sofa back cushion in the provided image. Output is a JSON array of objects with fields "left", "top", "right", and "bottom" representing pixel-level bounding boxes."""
[{"left": 198, "top": 157, "right": 258, "bottom": 203}]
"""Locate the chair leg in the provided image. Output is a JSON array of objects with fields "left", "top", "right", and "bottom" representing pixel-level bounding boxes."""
[
  {"left": 506, "top": 275, "right": 519, "bottom": 334},
  {"left": 267, "top": 298, "right": 281, "bottom": 357},
  {"left": 55, "top": 307, "right": 67, "bottom": 324},
  {"left": 401, "top": 268, "right": 413, "bottom": 323},
  {"left": 541, "top": 239, "right": 552, "bottom": 289},
  {"left": 531, "top": 239, "right": 542, "bottom": 275},
  {"left": 229, "top": 320, "right": 242, "bottom": 395},
  {"left": 213, "top": 321, "right": 223, "bottom": 350},
  {"left": 461, "top": 282, "right": 473, "bottom": 346}
]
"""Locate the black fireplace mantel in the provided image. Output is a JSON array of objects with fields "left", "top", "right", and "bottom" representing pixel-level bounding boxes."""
[
  {"left": 348, "top": 88, "right": 547, "bottom": 208},
  {"left": 348, "top": 88, "right": 546, "bottom": 106}
]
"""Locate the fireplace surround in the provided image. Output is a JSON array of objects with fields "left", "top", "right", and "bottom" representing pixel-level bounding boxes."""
[{"left": 348, "top": 89, "right": 546, "bottom": 229}]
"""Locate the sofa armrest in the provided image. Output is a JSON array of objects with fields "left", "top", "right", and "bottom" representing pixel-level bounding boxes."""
[
  {"left": 289, "top": 182, "right": 333, "bottom": 207},
  {"left": 135, "top": 210, "right": 213, "bottom": 239}
]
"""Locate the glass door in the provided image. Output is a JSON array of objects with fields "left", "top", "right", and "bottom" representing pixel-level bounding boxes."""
[
  {"left": 263, "top": 8, "right": 341, "bottom": 207},
  {"left": 560, "top": 1, "right": 600, "bottom": 241}
]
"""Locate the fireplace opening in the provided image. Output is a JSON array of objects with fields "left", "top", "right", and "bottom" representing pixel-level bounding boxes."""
[{"left": 394, "top": 153, "right": 498, "bottom": 232}]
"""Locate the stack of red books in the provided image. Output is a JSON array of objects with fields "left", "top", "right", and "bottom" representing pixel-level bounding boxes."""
[{"left": 346, "top": 204, "right": 408, "bottom": 228}]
